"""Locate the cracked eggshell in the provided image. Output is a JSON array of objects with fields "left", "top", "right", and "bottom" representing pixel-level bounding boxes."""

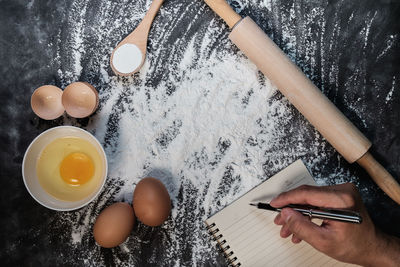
[
  {"left": 31, "top": 85, "right": 65, "bottom": 120},
  {"left": 62, "top": 82, "right": 99, "bottom": 118}
]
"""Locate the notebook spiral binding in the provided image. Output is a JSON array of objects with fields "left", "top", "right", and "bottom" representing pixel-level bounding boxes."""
[{"left": 206, "top": 223, "right": 241, "bottom": 267}]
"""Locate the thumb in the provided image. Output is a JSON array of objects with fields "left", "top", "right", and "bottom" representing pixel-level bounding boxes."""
[{"left": 281, "top": 208, "right": 326, "bottom": 248}]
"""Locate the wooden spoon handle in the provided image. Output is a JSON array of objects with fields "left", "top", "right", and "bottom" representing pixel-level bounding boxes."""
[
  {"left": 136, "top": 0, "right": 165, "bottom": 34},
  {"left": 204, "top": 0, "right": 242, "bottom": 28},
  {"left": 357, "top": 151, "right": 400, "bottom": 204}
]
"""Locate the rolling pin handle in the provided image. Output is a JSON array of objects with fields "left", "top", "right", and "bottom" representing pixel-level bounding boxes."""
[
  {"left": 204, "top": 2, "right": 400, "bottom": 206},
  {"left": 203, "top": 0, "right": 242, "bottom": 29},
  {"left": 357, "top": 151, "right": 400, "bottom": 205}
]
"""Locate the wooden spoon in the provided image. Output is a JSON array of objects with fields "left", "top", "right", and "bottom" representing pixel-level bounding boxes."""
[{"left": 110, "top": 0, "right": 164, "bottom": 76}]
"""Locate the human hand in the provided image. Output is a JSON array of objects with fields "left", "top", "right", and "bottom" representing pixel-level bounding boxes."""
[{"left": 270, "top": 183, "right": 400, "bottom": 267}]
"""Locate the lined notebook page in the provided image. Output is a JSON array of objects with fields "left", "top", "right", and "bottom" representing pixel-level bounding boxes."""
[{"left": 206, "top": 160, "right": 354, "bottom": 267}]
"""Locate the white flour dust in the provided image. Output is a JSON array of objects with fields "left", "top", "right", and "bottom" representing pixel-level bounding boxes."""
[
  {"left": 34, "top": 0, "right": 399, "bottom": 266},
  {"left": 386, "top": 76, "right": 396, "bottom": 103}
]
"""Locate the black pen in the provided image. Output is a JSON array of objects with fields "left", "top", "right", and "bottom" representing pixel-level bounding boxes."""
[{"left": 249, "top": 202, "right": 362, "bottom": 224}]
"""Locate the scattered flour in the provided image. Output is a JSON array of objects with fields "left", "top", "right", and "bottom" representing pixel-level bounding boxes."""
[
  {"left": 386, "top": 76, "right": 396, "bottom": 103},
  {"left": 34, "top": 0, "right": 398, "bottom": 266}
]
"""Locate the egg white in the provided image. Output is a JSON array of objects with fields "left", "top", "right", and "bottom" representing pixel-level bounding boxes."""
[{"left": 36, "top": 136, "right": 104, "bottom": 201}]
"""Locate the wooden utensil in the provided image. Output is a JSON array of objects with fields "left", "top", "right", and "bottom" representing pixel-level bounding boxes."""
[
  {"left": 110, "top": 0, "right": 164, "bottom": 76},
  {"left": 204, "top": 0, "right": 400, "bottom": 204}
]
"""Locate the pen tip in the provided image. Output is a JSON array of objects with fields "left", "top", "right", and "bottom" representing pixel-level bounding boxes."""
[{"left": 249, "top": 203, "right": 257, "bottom": 206}]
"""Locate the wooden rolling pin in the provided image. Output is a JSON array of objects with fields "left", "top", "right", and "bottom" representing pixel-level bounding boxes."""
[{"left": 204, "top": 0, "right": 400, "bottom": 204}]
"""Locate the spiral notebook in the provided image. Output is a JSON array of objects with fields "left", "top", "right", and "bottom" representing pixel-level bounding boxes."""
[{"left": 205, "top": 160, "right": 353, "bottom": 267}]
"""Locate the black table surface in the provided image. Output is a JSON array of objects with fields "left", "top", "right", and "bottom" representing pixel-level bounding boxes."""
[{"left": 1, "top": 0, "right": 399, "bottom": 266}]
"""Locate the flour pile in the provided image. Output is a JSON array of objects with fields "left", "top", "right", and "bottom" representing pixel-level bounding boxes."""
[{"left": 29, "top": 0, "right": 396, "bottom": 265}]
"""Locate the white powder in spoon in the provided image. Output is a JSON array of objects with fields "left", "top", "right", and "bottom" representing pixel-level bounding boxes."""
[
  {"left": 112, "top": 43, "right": 143, "bottom": 74},
  {"left": 38, "top": 0, "right": 390, "bottom": 265}
]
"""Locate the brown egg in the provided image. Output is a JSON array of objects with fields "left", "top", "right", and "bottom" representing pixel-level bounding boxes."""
[
  {"left": 62, "top": 82, "right": 99, "bottom": 118},
  {"left": 31, "top": 85, "right": 64, "bottom": 120},
  {"left": 93, "top": 202, "right": 135, "bottom": 248},
  {"left": 133, "top": 177, "right": 171, "bottom": 226}
]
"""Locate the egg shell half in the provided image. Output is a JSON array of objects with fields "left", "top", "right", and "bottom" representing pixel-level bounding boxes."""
[
  {"left": 93, "top": 202, "right": 135, "bottom": 248},
  {"left": 62, "top": 82, "right": 99, "bottom": 118},
  {"left": 133, "top": 177, "right": 171, "bottom": 227},
  {"left": 31, "top": 85, "right": 64, "bottom": 120}
]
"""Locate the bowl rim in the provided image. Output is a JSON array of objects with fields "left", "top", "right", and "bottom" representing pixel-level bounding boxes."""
[{"left": 22, "top": 125, "right": 108, "bottom": 211}]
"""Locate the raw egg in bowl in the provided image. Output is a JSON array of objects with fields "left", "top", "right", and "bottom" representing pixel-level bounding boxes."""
[{"left": 22, "top": 126, "right": 107, "bottom": 211}]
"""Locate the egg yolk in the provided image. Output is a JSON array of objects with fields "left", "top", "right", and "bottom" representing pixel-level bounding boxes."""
[{"left": 60, "top": 152, "right": 95, "bottom": 186}]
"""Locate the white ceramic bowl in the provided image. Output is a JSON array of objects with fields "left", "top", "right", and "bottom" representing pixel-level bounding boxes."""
[{"left": 22, "top": 126, "right": 108, "bottom": 211}]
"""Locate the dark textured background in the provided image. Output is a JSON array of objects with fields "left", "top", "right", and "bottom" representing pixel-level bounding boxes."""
[{"left": 0, "top": 0, "right": 399, "bottom": 266}]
